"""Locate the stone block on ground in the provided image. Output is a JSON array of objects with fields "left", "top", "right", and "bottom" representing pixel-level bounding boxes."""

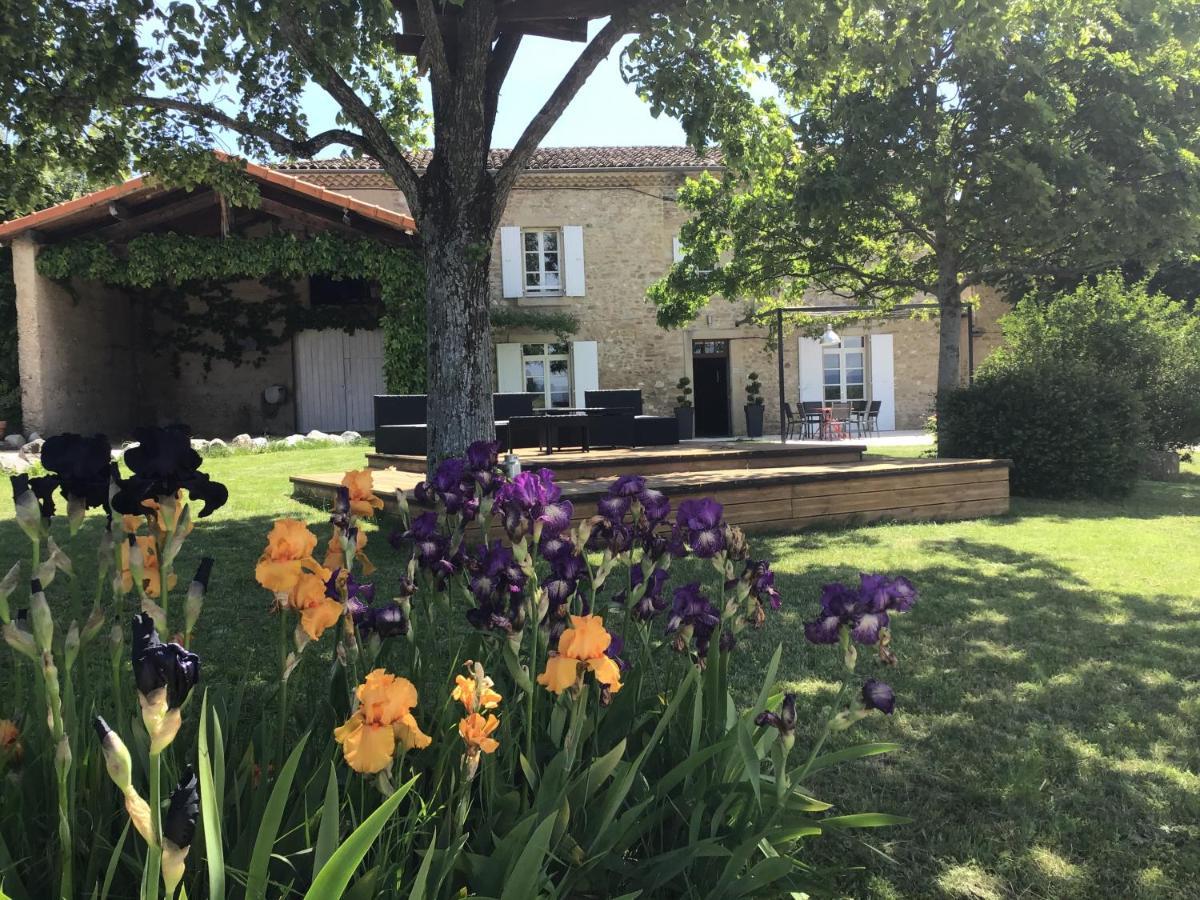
[
  {"left": 284, "top": 434, "right": 308, "bottom": 447},
  {"left": 19, "top": 438, "right": 44, "bottom": 457},
  {"left": 251, "top": 436, "right": 269, "bottom": 449},
  {"left": 4, "top": 434, "right": 25, "bottom": 448},
  {"left": 340, "top": 430, "right": 362, "bottom": 442},
  {"left": 231, "top": 433, "right": 253, "bottom": 449}
]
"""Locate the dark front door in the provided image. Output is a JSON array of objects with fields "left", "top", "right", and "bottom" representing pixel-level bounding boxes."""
[{"left": 692, "top": 339, "right": 731, "bottom": 437}]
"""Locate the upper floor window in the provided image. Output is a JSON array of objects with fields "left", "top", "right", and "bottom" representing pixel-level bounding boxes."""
[
  {"left": 523, "top": 229, "right": 562, "bottom": 295},
  {"left": 823, "top": 336, "right": 866, "bottom": 401}
]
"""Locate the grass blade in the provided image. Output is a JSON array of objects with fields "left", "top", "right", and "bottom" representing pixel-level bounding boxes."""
[
  {"left": 819, "top": 812, "right": 912, "bottom": 828},
  {"left": 245, "top": 732, "right": 309, "bottom": 900},
  {"left": 801, "top": 743, "right": 902, "bottom": 778},
  {"left": 198, "top": 692, "right": 226, "bottom": 900},
  {"left": 312, "top": 764, "right": 340, "bottom": 880},
  {"left": 303, "top": 774, "right": 417, "bottom": 900}
]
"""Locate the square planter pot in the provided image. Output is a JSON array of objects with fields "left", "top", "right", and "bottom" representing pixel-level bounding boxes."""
[
  {"left": 744, "top": 404, "right": 764, "bottom": 438},
  {"left": 675, "top": 406, "right": 695, "bottom": 440}
]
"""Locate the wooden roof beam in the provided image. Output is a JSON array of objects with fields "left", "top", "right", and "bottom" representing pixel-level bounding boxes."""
[{"left": 93, "top": 191, "right": 218, "bottom": 241}]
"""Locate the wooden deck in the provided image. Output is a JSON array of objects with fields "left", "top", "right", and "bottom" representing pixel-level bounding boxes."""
[
  {"left": 366, "top": 440, "right": 866, "bottom": 479},
  {"left": 292, "top": 454, "right": 1011, "bottom": 533}
]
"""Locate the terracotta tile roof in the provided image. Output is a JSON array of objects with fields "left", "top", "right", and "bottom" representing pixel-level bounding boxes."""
[
  {"left": 275, "top": 145, "right": 723, "bottom": 172},
  {"left": 0, "top": 152, "right": 417, "bottom": 241}
]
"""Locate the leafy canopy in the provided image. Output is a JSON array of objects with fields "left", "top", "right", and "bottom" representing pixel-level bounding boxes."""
[{"left": 625, "top": 0, "right": 1200, "bottom": 327}]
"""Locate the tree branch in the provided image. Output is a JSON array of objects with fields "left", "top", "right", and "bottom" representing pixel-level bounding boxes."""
[
  {"left": 277, "top": 8, "right": 423, "bottom": 212},
  {"left": 493, "top": 11, "right": 638, "bottom": 198},
  {"left": 485, "top": 31, "right": 523, "bottom": 133},
  {"left": 413, "top": 0, "right": 451, "bottom": 79},
  {"left": 131, "top": 95, "right": 368, "bottom": 159}
]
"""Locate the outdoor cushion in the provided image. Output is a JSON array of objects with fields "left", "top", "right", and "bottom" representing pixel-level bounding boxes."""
[
  {"left": 374, "top": 394, "right": 427, "bottom": 427},
  {"left": 585, "top": 389, "right": 643, "bottom": 416},
  {"left": 633, "top": 415, "right": 679, "bottom": 447},
  {"left": 375, "top": 423, "right": 429, "bottom": 455}
]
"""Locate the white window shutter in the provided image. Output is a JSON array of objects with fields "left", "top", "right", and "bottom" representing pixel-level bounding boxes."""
[
  {"left": 563, "top": 225, "right": 586, "bottom": 297},
  {"left": 570, "top": 340, "right": 599, "bottom": 407},
  {"left": 496, "top": 342, "right": 524, "bottom": 393},
  {"left": 868, "top": 333, "right": 896, "bottom": 431},
  {"left": 500, "top": 227, "right": 522, "bottom": 298},
  {"left": 797, "top": 337, "right": 824, "bottom": 402},
  {"left": 673, "top": 236, "right": 683, "bottom": 263}
]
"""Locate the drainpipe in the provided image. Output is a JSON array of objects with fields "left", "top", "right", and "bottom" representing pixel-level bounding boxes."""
[
  {"left": 966, "top": 304, "right": 976, "bottom": 384},
  {"left": 776, "top": 308, "right": 786, "bottom": 443}
]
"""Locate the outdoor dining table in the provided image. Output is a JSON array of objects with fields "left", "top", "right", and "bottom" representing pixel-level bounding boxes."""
[{"left": 525, "top": 408, "right": 596, "bottom": 454}]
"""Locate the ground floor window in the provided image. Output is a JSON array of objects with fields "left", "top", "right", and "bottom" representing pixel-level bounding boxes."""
[
  {"left": 522, "top": 342, "right": 571, "bottom": 408},
  {"left": 823, "top": 336, "right": 866, "bottom": 401}
]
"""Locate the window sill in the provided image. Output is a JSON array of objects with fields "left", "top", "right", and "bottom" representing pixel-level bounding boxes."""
[{"left": 516, "top": 295, "right": 574, "bottom": 307}]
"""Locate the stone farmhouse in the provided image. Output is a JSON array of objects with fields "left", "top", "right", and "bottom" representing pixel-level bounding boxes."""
[{"left": 0, "top": 146, "right": 1005, "bottom": 439}]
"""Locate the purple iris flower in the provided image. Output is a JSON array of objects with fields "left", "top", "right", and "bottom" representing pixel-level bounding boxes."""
[
  {"left": 495, "top": 469, "right": 568, "bottom": 539},
  {"left": 639, "top": 488, "right": 671, "bottom": 526},
  {"left": 804, "top": 574, "right": 918, "bottom": 645},
  {"left": 605, "top": 634, "right": 630, "bottom": 673},
  {"left": 432, "top": 458, "right": 467, "bottom": 495},
  {"left": 401, "top": 512, "right": 448, "bottom": 568},
  {"left": 597, "top": 493, "right": 631, "bottom": 524},
  {"left": 745, "top": 560, "right": 783, "bottom": 611},
  {"left": 755, "top": 692, "right": 798, "bottom": 736},
  {"left": 331, "top": 485, "right": 351, "bottom": 530},
  {"left": 538, "top": 533, "right": 574, "bottom": 562},
  {"left": 466, "top": 440, "right": 499, "bottom": 472},
  {"left": 131, "top": 613, "right": 200, "bottom": 708},
  {"left": 862, "top": 679, "right": 895, "bottom": 714},
  {"left": 673, "top": 498, "right": 726, "bottom": 558},
  {"left": 467, "top": 542, "right": 526, "bottom": 602},
  {"left": 610, "top": 475, "right": 646, "bottom": 497},
  {"left": 665, "top": 583, "right": 720, "bottom": 651}
]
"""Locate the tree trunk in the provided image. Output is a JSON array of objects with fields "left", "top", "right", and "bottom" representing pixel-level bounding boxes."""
[
  {"left": 418, "top": 175, "right": 498, "bottom": 467},
  {"left": 934, "top": 246, "right": 964, "bottom": 425}
]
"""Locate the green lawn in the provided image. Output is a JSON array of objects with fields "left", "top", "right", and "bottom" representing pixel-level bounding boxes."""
[{"left": 3, "top": 446, "right": 1197, "bottom": 899}]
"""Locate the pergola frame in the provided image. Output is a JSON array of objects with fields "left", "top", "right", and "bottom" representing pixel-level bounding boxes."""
[{"left": 758, "top": 302, "right": 976, "bottom": 443}]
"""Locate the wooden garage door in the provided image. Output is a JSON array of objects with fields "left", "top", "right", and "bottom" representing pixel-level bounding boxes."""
[{"left": 294, "top": 329, "right": 386, "bottom": 433}]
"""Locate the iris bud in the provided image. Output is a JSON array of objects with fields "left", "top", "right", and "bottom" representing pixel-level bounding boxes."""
[
  {"left": 94, "top": 716, "right": 133, "bottom": 792},
  {"left": 3, "top": 622, "right": 37, "bottom": 661},
  {"left": 29, "top": 583, "right": 54, "bottom": 652},
  {"left": 64, "top": 621, "right": 80, "bottom": 672},
  {"left": 0, "top": 562, "right": 20, "bottom": 624}
]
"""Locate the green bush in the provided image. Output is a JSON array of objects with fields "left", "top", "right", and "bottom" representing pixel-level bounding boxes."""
[
  {"left": 990, "top": 274, "right": 1200, "bottom": 451},
  {"left": 940, "top": 360, "right": 1144, "bottom": 498}
]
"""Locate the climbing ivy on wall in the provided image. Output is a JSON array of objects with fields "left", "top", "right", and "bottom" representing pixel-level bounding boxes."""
[{"left": 37, "top": 231, "right": 427, "bottom": 392}]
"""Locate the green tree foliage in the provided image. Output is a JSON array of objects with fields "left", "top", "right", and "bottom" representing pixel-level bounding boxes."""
[
  {"left": 628, "top": 0, "right": 1200, "bottom": 409},
  {"left": 986, "top": 273, "right": 1200, "bottom": 451},
  {"left": 0, "top": 0, "right": 674, "bottom": 459}
]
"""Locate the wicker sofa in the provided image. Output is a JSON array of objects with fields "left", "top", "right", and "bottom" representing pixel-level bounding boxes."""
[{"left": 373, "top": 393, "right": 543, "bottom": 455}]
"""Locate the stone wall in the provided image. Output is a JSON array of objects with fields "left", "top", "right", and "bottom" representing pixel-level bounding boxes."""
[
  {"left": 310, "top": 168, "right": 1013, "bottom": 436},
  {"left": 11, "top": 236, "right": 137, "bottom": 436},
  {"left": 143, "top": 278, "right": 299, "bottom": 437},
  {"left": 13, "top": 236, "right": 298, "bottom": 438}
]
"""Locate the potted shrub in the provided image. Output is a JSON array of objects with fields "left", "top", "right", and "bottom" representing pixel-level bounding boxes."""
[
  {"left": 674, "top": 376, "right": 694, "bottom": 440},
  {"left": 744, "top": 371, "right": 765, "bottom": 438}
]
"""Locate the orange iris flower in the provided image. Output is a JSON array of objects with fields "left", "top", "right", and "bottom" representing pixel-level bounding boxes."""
[
  {"left": 142, "top": 493, "right": 191, "bottom": 537},
  {"left": 0, "top": 719, "right": 23, "bottom": 767},
  {"left": 289, "top": 568, "right": 342, "bottom": 640},
  {"left": 323, "top": 526, "right": 375, "bottom": 575},
  {"left": 459, "top": 712, "right": 500, "bottom": 756},
  {"left": 333, "top": 669, "right": 431, "bottom": 774},
  {"left": 452, "top": 669, "right": 502, "bottom": 714},
  {"left": 342, "top": 469, "right": 385, "bottom": 518},
  {"left": 119, "top": 535, "right": 176, "bottom": 598},
  {"left": 537, "top": 614, "right": 623, "bottom": 696},
  {"left": 255, "top": 519, "right": 321, "bottom": 593}
]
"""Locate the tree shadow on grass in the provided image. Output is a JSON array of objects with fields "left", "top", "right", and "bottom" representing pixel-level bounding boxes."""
[{"left": 768, "top": 538, "right": 1200, "bottom": 900}]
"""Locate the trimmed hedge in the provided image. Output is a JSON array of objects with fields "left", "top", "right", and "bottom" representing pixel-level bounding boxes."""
[{"left": 940, "top": 360, "right": 1144, "bottom": 499}]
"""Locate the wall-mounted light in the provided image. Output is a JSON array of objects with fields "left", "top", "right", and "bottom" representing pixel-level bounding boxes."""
[{"left": 819, "top": 324, "right": 841, "bottom": 346}]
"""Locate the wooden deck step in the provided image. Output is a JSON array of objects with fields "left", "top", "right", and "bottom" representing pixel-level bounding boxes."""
[
  {"left": 291, "top": 456, "right": 1012, "bottom": 533},
  {"left": 366, "top": 440, "right": 866, "bottom": 478}
]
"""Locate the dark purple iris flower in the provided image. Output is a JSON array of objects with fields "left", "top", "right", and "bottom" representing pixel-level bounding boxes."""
[
  {"left": 466, "top": 440, "right": 500, "bottom": 472},
  {"left": 323, "top": 568, "right": 375, "bottom": 605},
  {"left": 38, "top": 432, "right": 114, "bottom": 512},
  {"left": 538, "top": 533, "right": 574, "bottom": 562},
  {"left": 862, "top": 679, "right": 896, "bottom": 714},
  {"left": 112, "top": 425, "right": 228, "bottom": 518},
  {"left": 163, "top": 766, "right": 199, "bottom": 851},
  {"left": 665, "top": 582, "right": 720, "bottom": 653},
  {"left": 331, "top": 485, "right": 351, "bottom": 530},
  {"left": 672, "top": 498, "right": 726, "bottom": 558},
  {"left": 467, "top": 541, "right": 526, "bottom": 602},
  {"left": 804, "top": 574, "right": 918, "bottom": 646},
  {"left": 605, "top": 634, "right": 630, "bottom": 673},
  {"left": 131, "top": 613, "right": 200, "bottom": 707},
  {"left": 586, "top": 519, "right": 632, "bottom": 554},
  {"left": 12, "top": 472, "right": 57, "bottom": 519},
  {"left": 639, "top": 488, "right": 671, "bottom": 526},
  {"left": 612, "top": 566, "right": 671, "bottom": 620},
  {"left": 755, "top": 692, "right": 798, "bottom": 736}
]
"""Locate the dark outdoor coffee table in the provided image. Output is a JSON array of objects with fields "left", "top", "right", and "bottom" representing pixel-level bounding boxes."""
[{"left": 508, "top": 410, "right": 594, "bottom": 454}]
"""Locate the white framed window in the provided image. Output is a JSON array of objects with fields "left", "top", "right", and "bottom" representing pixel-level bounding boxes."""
[
  {"left": 522, "top": 341, "right": 571, "bottom": 408},
  {"left": 822, "top": 336, "right": 867, "bottom": 402},
  {"left": 522, "top": 229, "right": 562, "bottom": 295}
]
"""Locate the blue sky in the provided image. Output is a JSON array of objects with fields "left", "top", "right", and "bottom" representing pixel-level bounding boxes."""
[{"left": 299, "top": 29, "right": 689, "bottom": 152}]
